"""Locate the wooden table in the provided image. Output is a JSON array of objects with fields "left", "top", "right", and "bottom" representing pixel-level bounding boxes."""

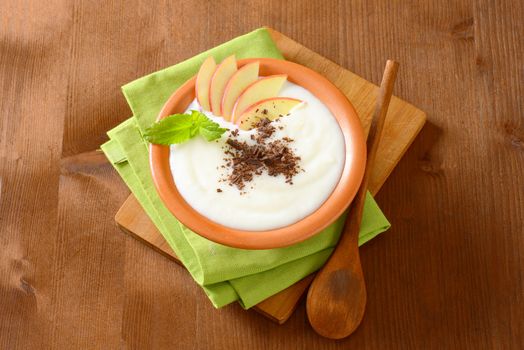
[{"left": 1, "top": 1, "right": 522, "bottom": 348}]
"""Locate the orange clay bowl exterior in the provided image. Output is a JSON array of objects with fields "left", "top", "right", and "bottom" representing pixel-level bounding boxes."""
[{"left": 150, "top": 58, "right": 366, "bottom": 250}]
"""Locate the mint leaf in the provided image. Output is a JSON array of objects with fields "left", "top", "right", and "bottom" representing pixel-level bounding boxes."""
[
  {"left": 199, "top": 125, "right": 227, "bottom": 141},
  {"left": 143, "top": 114, "right": 193, "bottom": 145},
  {"left": 192, "top": 110, "right": 227, "bottom": 141},
  {"left": 144, "top": 111, "right": 227, "bottom": 145}
]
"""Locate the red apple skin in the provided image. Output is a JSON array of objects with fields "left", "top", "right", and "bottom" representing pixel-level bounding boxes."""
[
  {"left": 231, "top": 74, "right": 288, "bottom": 122},
  {"left": 208, "top": 55, "right": 237, "bottom": 116},
  {"left": 236, "top": 97, "right": 303, "bottom": 130},
  {"left": 195, "top": 57, "right": 217, "bottom": 111},
  {"left": 220, "top": 61, "right": 259, "bottom": 120}
]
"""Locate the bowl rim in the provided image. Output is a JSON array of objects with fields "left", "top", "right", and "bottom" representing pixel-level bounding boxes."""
[{"left": 150, "top": 58, "right": 366, "bottom": 249}]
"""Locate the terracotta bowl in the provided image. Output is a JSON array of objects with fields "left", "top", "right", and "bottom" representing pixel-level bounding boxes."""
[{"left": 150, "top": 58, "right": 366, "bottom": 249}]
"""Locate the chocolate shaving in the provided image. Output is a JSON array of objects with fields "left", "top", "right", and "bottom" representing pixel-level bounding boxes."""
[{"left": 221, "top": 118, "right": 302, "bottom": 190}]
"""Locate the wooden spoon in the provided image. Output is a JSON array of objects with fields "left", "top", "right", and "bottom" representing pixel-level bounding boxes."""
[{"left": 306, "top": 60, "right": 399, "bottom": 339}]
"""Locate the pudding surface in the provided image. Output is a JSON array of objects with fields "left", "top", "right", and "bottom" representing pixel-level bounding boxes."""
[{"left": 169, "top": 81, "right": 346, "bottom": 231}]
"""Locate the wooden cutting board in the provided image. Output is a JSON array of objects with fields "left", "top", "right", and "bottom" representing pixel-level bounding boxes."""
[{"left": 115, "top": 28, "right": 426, "bottom": 324}]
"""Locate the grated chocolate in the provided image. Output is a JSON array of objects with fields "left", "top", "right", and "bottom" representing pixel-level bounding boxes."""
[{"left": 222, "top": 118, "right": 302, "bottom": 190}]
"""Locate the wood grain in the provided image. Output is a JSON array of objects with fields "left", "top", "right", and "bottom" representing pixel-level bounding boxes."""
[
  {"left": 1, "top": 1, "right": 523, "bottom": 349},
  {"left": 116, "top": 41, "right": 424, "bottom": 324}
]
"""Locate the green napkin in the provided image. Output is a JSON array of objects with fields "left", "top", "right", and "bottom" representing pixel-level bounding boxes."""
[{"left": 101, "top": 28, "right": 390, "bottom": 309}]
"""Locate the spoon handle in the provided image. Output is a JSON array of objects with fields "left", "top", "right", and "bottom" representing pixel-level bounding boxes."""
[
  {"left": 365, "top": 60, "right": 399, "bottom": 185},
  {"left": 306, "top": 60, "right": 399, "bottom": 339}
]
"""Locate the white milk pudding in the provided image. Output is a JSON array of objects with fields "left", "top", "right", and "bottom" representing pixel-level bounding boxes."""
[{"left": 170, "top": 81, "right": 345, "bottom": 231}]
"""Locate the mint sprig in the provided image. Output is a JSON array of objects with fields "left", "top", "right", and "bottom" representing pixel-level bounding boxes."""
[{"left": 144, "top": 110, "right": 227, "bottom": 145}]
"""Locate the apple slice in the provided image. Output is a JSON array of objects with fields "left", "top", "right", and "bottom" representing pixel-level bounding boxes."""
[
  {"left": 231, "top": 75, "right": 288, "bottom": 122},
  {"left": 209, "top": 55, "right": 237, "bottom": 116},
  {"left": 195, "top": 57, "right": 217, "bottom": 111},
  {"left": 221, "top": 61, "right": 259, "bottom": 121},
  {"left": 236, "top": 97, "right": 303, "bottom": 130}
]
